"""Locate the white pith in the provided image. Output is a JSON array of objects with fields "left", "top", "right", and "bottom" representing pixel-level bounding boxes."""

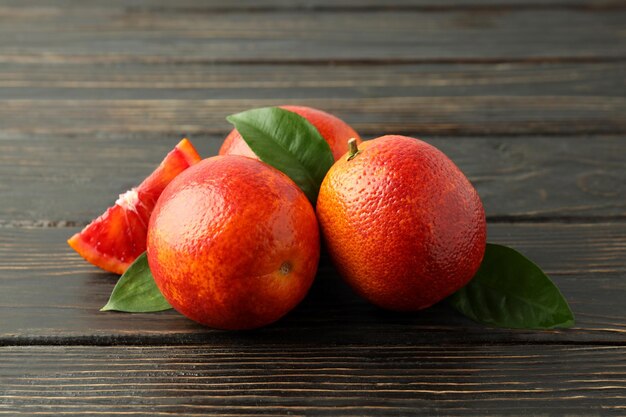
[{"left": 115, "top": 188, "right": 140, "bottom": 212}]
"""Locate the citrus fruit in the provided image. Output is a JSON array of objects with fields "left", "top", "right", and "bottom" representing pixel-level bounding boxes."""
[
  {"left": 219, "top": 105, "right": 362, "bottom": 161},
  {"left": 147, "top": 155, "right": 320, "bottom": 330},
  {"left": 68, "top": 138, "right": 201, "bottom": 275},
  {"left": 316, "top": 135, "right": 486, "bottom": 311}
]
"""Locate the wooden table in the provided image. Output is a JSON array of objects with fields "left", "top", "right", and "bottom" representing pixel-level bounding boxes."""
[{"left": 1, "top": 1, "right": 625, "bottom": 415}]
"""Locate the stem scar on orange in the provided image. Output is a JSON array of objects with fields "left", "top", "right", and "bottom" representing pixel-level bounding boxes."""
[
  {"left": 316, "top": 135, "right": 487, "bottom": 311},
  {"left": 147, "top": 155, "right": 320, "bottom": 330},
  {"left": 219, "top": 105, "right": 362, "bottom": 161},
  {"left": 68, "top": 138, "right": 201, "bottom": 275}
]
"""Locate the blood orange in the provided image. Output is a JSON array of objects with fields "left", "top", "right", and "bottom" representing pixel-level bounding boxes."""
[
  {"left": 68, "top": 138, "right": 202, "bottom": 274},
  {"left": 317, "top": 136, "right": 486, "bottom": 311},
  {"left": 147, "top": 155, "right": 319, "bottom": 330}
]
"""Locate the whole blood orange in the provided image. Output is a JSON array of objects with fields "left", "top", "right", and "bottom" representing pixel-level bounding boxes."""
[
  {"left": 316, "top": 135, "right": 486, "bottom": 311},
  {"left": 147, "top": 156, "right": 320, "bottom": 330},
  {"left": 219, "top": 105, "right": 362, "bottom": 161},
  {"left": 68, "top": 138, "right": 201, "bottom": 275}
]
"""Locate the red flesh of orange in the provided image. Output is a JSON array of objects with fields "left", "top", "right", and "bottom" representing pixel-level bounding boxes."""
[{"left": 67, "top": 138, "right": 202, "bottom": 274}]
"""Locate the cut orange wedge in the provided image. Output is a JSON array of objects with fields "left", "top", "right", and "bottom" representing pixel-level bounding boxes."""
[{"left": 68, "top": 138, "right": 202, "bottom": 274}]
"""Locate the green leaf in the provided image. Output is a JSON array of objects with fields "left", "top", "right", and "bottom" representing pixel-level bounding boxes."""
[
  {"left": 226, "top": 107, "right": 335, "bottom": 203},
  {"left": 101, "top": 252, "right": 172, "bottom": 313},
  {"left": 448, "top": 243, "right": 574, "bottom": 329}
]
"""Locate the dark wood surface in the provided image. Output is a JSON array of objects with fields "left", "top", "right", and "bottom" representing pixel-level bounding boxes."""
[
  {"left": 1, "top": 223, "right": 626, "bottom": 346},
  {"left": 3, "top": 135, "right": 626, "bottom": 224},
  {"left": 1, "top": 5, "right": 624, "bottom": 62},
  {"left": 1, "top": 345, "right": 624, "bottom": 416},
  {"left": 1, "top": 0, "right": 625, "bottom": 415}
]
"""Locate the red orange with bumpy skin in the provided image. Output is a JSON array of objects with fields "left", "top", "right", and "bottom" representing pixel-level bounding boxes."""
[
  {"left": 316, "top": 135, "right": 486, "bottom": 311},
  {"left": 68, "top": 138, "right": 201, "bottom": 274},
  {"left": 219, "top": 105, "right": 362, "bottom": 161},
  {"left": 147, "top": 156, "right": 320, "bottom": 330}
]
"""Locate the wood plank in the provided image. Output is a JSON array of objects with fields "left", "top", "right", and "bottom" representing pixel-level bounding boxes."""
[
  {"left": 1, "top": 62, "right": 624, "bottom": 100},
  {"left": 2, "top": 0, "right": 622, "bottom": 10},
  {"left": 1, "top": 134, "right": 624, "bottom": 224},
  {"left": 0, "top": 223, "right": 624, "bottom": 345},
  {"left": 1, "top": 96, "right": 625, "bottom": 137},
  {"left": 0, "top": 344, "right": 624, "bottom": 415},
  {"left": 0, "top": 9, "right": 624, "bottom": 63}
]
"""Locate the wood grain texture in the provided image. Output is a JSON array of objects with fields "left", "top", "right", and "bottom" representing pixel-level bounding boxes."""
[
  {"left": 1, "top": 345, "right": 625, "bottom": 415},
  {"left": 0, "top": 62, "right": 624, "bottom": 136},
  {"left": 0, "top": 223, "right": 624, "bottom": 345},
  {"left": 2, "top": 96, "right": 624, "bottom": 136},
  {"left": 2, "top": 0, "right": 623, "bottom": 10},
  {"left": 1, "top": 134, "right": 624, "bottom": 224},
  {"left": 0, "top": 8, "right": 624, "bottom": 63},
  {"left": 2, "top": 62, "right": 623, "bottom": 100},
  {"left": 0, "top": 96, "right": 626, "bottom": 136}
]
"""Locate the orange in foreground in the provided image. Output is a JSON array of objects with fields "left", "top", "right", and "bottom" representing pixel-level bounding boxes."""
[
  {"left": 219, "top": 105, "right": 362, "bottom": 161},
  {"left": 147, "top": 156, "right": 320, "bottom": 330},
  {"left": 68, "top": 139, "right": 201, "bottom": 274},
  {"left": 317, "top": 135, "right": 486, "bottom": 311}
]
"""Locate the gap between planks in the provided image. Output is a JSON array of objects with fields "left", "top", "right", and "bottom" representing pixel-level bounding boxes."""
[
  {"left": 4, "top": 0, "right": 626, "bottom": 14},
  {"left": 2, "top": 56, "right": 625, "bottom": 66}
]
